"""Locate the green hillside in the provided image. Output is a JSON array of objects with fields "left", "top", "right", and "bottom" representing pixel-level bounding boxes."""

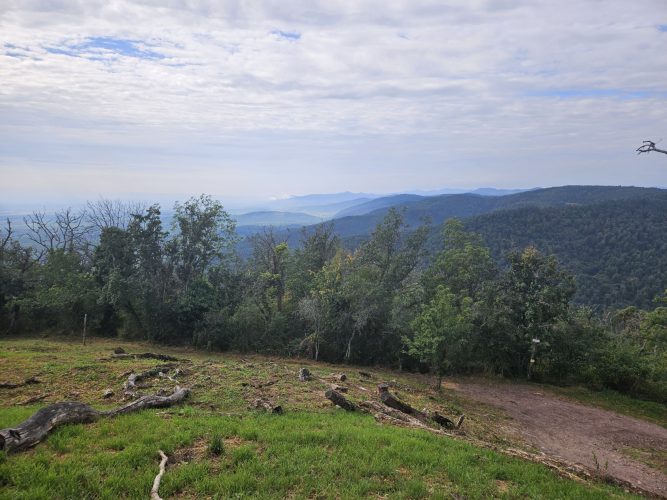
[{"left": 464, "top": 198, "right": 667, "bottom": 310}]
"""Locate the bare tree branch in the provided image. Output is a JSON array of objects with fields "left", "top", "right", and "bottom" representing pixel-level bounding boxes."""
[
  {"left": 86, "top": 199, "right": 145, "bottom": 231},
  {"left": 0, "top": 218, "right": 12, "bottom": 252},
  {"left": 636, "top": 139, "right": 667, "bottom": 155},
  {"left": 23, "top": 208, "right": 91, "bottom": 257}
]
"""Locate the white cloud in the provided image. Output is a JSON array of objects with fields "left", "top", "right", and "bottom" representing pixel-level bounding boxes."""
[{"left": 1, "top": 0, "right": 666, "bottom": 203}]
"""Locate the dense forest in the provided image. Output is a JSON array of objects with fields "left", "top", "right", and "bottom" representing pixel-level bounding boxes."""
[
  {"left": 0, "top": 194, "right": 665, "bottom": 403},
  {"left": 464, "top": 197, "right": 667, "bottom": 309}
]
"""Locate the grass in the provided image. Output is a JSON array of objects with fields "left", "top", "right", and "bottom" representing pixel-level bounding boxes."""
[{"left": 0, "top": 337, "right": 645, "bottom": 499}]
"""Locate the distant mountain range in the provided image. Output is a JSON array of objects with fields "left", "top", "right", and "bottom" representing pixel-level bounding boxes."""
[{"left": 234, "top": 211, "right": 323, "bottom": 227}]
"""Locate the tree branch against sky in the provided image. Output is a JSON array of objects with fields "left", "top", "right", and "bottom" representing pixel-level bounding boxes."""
[{"left": 637, "top": 140, "right": 667, "bottom": 156}]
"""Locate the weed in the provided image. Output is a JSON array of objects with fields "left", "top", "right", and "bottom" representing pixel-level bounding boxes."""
[{"left": 208, "top": 434, "right": 225, "bottom": 456}]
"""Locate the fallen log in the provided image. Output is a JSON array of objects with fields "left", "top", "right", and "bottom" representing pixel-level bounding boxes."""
[
  {"left": 111, "top": 352, "right": 180, "bottom": 362},
  {"left": 0, "top": 376, "right": 41, "bottom": 389},
  {"left": 124, "top": 365, "right": 177, "bottom": 397},
  {"left": 0, "top": 386, "right": 190, "bottom": 453},
  {"left": 325, "top": 389, "right": 358, "bottom": 411},
  {"left": 377, "top": 384, "right": 463, "bottom": 429}
]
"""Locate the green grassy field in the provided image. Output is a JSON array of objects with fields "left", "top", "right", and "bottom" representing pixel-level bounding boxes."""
[{"left": 0, "top": 337, "right": 642, "bottom": 499}]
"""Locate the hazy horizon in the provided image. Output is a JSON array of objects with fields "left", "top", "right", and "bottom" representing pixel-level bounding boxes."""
[{"left": 2, "top": 1, "right": 666, "bottom": 203}]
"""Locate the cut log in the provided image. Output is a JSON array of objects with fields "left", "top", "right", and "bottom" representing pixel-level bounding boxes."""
[
  {"left": 324, "top": 389, "right": 358, "bottom": 411},
  {"left": 298, "top": 368, "right": 312, "bottom": 382},
  {"left": 113, "top": 347, "right": 126, "bottom": 354},
  {"left": 377, "top": 383, "right": 423, "bottom": 417},
  {"left": 0, "top": 376, "right": 41, "bottom": 389},
  {"left": 0, "top": 387, "right": 190, "bottom": 453},
  {"left": 377, "top": 383, "right": 463, "bottom": 430},
  {"left": 428, "top": 411, "right": 456, "bottom": 429}
]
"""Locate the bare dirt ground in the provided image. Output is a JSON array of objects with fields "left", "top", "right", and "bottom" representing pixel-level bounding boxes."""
[{"left": 449, "top": 381, "right": 667, "bottom": 497}]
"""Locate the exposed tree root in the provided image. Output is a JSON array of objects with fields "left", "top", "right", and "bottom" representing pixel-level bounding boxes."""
[
  {"left": 0, "top": 386, "right": 190, "bottom": 453},
  {"left": 123, "top": 364, "right": 178, "bottom": 398},
  {"left": 18, "top": 393, "right": 50, "bottom": 405},
  {"left": 150, "top": 450, "right": 168, "bottom": 500},
  {"left": 0, "top": 376, "right": 41, "bottom": 389}
]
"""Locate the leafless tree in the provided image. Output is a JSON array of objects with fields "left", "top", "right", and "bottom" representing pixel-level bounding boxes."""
[
  {"left": 23, "top": 207, "right": 91, "bottom": 256},
  {"left": 0, "top": 218, "right": 12, "bottom": 253},
  {"left": 636, "top": 140, "right": 667, "bottom": 155},
  {"left": 86, "top": 198, "right": 145, "bottom": 231}
]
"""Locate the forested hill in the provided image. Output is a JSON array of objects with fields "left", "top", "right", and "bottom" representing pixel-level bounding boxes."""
[
  {"left": 464, "top": 197, "right": 667, "bottom": 310},
  {"left": 329, "top": 185, "right": 667, "bottom": 238},
  {"left": 319, "top": 185, "right": 667, "bottom": 310}
]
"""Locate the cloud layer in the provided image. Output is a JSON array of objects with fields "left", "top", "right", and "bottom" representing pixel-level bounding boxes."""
[{"left": 1, "top": 0, "right": 666, "bottom": 203}]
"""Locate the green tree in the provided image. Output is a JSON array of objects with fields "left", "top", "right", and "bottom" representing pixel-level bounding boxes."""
[
  {"left": 498, "top": 246, "right": 576, "bottom": 376},
  {"left": 169, "top": 194, "right": 236, "bottom": 293},
  {"left": 405, "top": 286, "right": 473, "bottom": 389}
]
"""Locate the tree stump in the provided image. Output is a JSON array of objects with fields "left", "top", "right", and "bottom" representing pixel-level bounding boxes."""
[{"left": 298, "top": 368, "right": 312, "bottom": 382}]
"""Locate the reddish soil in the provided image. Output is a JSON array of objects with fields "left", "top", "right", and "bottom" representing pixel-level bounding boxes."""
[{"left": 451, "top": 381, "right": 667, "bottom": 497}]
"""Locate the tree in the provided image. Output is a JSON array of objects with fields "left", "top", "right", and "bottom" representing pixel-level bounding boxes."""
[
  {"left": 86, "top": 198, "right": 144, "bottom": 231},
  {"left": 423, "top": 218, "right": 497, "bottom": 301},
  {"left": 24, "top": 208, "right": 91, "bottom": 257},
  {"left": 498, "top": 246, "right": 576, "bottom": 376},
  {"left": 249, "top": 228, "right": 290, "bottom": 318},
  {"left": 405, "top": 286, "right": 473, "bottom": 389},
  {"left": 169, "top": 194, "right": 236, "bottom": 293}
]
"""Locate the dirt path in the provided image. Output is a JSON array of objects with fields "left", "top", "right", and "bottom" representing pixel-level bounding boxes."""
[{"left": 450, "top": 381, "right": 667, "bottom": 497}]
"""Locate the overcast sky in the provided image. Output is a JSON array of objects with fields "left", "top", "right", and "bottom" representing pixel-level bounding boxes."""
[{"left": 1, "top": 0, "right": 666, "bottom": 206}]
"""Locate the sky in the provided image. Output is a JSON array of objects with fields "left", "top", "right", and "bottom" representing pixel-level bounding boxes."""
[{"left": 1, "top": 0, "right": 666, "bottom": 207}]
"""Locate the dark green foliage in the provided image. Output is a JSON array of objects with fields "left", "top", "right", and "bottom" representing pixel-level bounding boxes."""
[
  {"left": 465, "top": 198, "right": 667, "bottom": 310},
  {"left": 2, "top": 194, "right": 665, "bottom": 403}
]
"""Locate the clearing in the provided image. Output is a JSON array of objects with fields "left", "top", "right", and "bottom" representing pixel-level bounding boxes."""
[
  {"left": 450, "top": 381, "right": 667, "bottom": 497},
  {"left": 0, "top": 337, "right": 665, "bottom": 498}
]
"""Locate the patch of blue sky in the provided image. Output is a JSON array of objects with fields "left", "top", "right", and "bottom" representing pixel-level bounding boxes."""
[
  {"left": 525, "top": 88, "right": 667, "bottom": 99},
  {"left": 657, "top": 24, "right": 667, "bottom": 32},
  {"left": 271, "top": 30, "right": 301, "bottom": 41},
  {"left": 45, "top": 36, "right": 165, "bottom": 60}
]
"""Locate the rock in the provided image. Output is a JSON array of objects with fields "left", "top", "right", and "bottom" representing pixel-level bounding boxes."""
[
  {"left": 332, "top": 385, "right": 348, "bottom": 393},
  {"left": 113, "top": 347, "right": 126, "bottom": 354},
  {"left": 103, "top": 389, "right": 114, "bottom": 399},
  {"left": 359, "top": 371, "right": 372, "bottom": 378},
  {"left": 298, "top": 368, "right": 312, "bottom": 382}
]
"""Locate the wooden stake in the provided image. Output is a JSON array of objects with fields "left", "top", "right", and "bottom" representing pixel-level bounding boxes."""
[{"left": 82, "top": 314, "right": 87, "bottom": 346}]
